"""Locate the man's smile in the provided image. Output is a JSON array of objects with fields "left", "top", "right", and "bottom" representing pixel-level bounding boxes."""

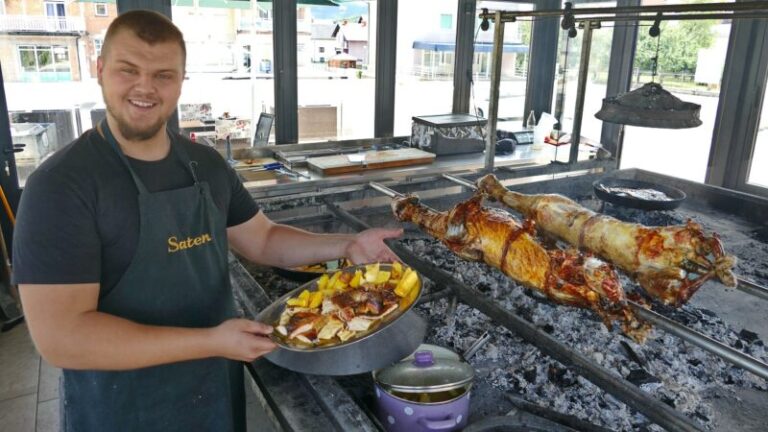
[{"left": 128, "top": 99, "right": 157, "bottom": 109}]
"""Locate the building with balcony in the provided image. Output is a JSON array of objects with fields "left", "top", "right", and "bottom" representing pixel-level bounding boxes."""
[{"left": 0, "top": 0, "right": 116, "bottom": 82}]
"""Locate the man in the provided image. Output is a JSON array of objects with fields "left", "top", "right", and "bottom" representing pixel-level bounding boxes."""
[{"left": 12, "top": 10, "right": 401, "bottom": 432}]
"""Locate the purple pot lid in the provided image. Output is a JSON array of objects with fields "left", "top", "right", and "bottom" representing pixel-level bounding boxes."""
[{"left": 374, "top": 350, "right": 474, "bottom": 393}]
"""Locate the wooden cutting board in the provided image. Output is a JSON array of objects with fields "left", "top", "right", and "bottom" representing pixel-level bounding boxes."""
[{"left": 307, "top": 148, "right": 436, "bottom": 176}]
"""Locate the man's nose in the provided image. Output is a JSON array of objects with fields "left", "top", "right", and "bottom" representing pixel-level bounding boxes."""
[{"left": 134, "top": 72, "right": 155, "bottom": 92}]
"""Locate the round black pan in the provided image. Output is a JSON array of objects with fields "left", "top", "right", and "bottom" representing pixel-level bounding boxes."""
[
  {"left": 593, "top": 177, "right": 686, "bottom": 210},
  {"left": 273, "top": 258, "right": 350, "bottom": 283}
]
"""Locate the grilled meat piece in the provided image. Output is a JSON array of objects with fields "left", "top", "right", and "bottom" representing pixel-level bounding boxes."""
[
  {"left": 477, "top": 174, "right": 737, "bottom": 307},
  {"left": 392, "top": 194, "right": 649, "bottom": 342},
  {"left": 286, "top": 311, "right": 323, "bottom": 339}
]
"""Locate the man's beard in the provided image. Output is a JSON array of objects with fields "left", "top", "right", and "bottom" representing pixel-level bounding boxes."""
[{"left": 105, "top": 101, "right": 168, "bottom": 141}]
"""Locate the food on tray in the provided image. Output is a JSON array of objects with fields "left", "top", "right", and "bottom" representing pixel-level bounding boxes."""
[
  {"left": 596, "top": 184, "right": 675, "bottom": 201},
  {"left": 392, "top": 194, "right": 650, "bottom": 343},
  {"left": 478, "top": 174, "right": 737, "bottom": 307},
  {"left": 274, "top": 262, "right": 420, "bottom": 347}
]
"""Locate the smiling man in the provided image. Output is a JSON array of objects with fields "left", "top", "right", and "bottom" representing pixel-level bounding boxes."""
[{"left": 12, "top": 10, "right": 401, "bottom": 432}]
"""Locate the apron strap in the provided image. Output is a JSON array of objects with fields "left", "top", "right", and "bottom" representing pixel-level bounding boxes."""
[{"left": 100, "top": 120, "right": 201, "bottom": 193}]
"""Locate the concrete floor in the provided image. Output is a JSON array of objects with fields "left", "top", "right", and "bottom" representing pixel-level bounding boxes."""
[{"left": 0, "top": 323, "right": 278, "bottom": 432}]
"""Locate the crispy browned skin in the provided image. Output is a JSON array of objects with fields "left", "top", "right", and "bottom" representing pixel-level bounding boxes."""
[
  {"left": 392, "top": 194, "right": 649, "bottom": 342},
  {"left": 477, "top": 174, "right": 737, "bottom": 307}
]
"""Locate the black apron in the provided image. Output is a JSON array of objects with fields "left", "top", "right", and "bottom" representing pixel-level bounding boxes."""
[{"left": 60, "top": 122, "right": 245, "bottom": 432}]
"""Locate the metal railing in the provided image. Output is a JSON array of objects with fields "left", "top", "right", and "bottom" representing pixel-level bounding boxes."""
[{"left": 0, "top": 15, "right": 85, "bottom": 33}]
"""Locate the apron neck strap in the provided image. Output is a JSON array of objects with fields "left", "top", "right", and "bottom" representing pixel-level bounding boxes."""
[{"left": 100, "top": 120, "right": 201, "bottom": 193}]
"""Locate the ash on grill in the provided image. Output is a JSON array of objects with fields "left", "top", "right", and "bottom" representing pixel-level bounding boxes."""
[{"left": 244, "top": 196, "right": 768, "bottom": 431}]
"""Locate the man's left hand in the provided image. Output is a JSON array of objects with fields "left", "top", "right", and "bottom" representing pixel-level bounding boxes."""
[{"left": 345, "top": 228, "right": 403, "bottom": 264}]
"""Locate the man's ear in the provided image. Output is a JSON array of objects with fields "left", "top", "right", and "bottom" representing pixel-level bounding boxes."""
[{"left": 96, "top": 56, "right": 104, "bottom": 85}]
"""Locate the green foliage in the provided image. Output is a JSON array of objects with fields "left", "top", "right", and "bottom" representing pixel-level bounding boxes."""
[
  {"left": 635, "top": 20, "right": 716, "bottom": 75},
  {"left": 515, "top": 20, "right": 532, "bottom": 72}
]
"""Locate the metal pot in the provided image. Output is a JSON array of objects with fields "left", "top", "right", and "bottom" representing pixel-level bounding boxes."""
[
  {"left": 256, "top": 263, "right": 426, "bottom": 376},
  {"left": 373, "top": 349, "right": 475, "bottom": 432}
]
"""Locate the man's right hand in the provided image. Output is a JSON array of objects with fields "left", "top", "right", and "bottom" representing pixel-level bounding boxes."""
[{"left": 209, "top": 319, "right": 277, "bottom": 362}]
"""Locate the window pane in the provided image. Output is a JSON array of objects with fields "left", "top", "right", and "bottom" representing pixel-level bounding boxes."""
[
  {"left": 440, "top": 14, "right": 452, "bottom": 30},
  {"left": 3, "top": 1, "right": 113, "bottom": 186},
  {"left": 53, "top": 46, "right": 70, "bottom": 72},
  {"left": 37, "top": 48, "right": 53, "bottom": 69},
  {"left": 297, "top": 1, "right": 375, "bottom": 142},
  {"left": 550, "top": 1, "right": 615, "bottom": 150},
  {"left": 19, "top": 49, "right": 37, "bottom": 72},
  {"left": 395, "top": 0, "right": 458, "bottom": 136},
  {"left": 749, "top": 79, "right": 768, "bottom": 188},
  {"left": 474, "top": 1, "right": 533, "bottom": 132},
  {"left": 172, "top": 0, "right": 275, "bottom": 148},
  {"left": 620, "top": 0, "right": 733, "bottom": 182}
]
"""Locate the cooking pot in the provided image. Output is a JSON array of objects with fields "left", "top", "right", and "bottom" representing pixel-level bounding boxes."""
[{"left": 373, "top": 348, "right": 475, "bottom": 432}]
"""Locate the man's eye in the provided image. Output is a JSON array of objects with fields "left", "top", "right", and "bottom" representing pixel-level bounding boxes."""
[
  {"left": 121, "top": 68, "right": 137, "bottom": 75},
  {"left": 157, "top": 74, "right": 173, "bottom": 80}
]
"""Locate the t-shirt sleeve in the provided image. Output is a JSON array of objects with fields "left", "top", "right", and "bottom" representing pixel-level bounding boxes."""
[
  {"left": 225, "top": 164, "right": 260, "bottom": 227},
  {"left": 12, "top": 169, "right": 102, "bottom": 285}
]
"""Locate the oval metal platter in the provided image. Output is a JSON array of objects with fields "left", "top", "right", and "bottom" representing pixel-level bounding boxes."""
[{"left": 256, "top": 263, "right": 426, "bottom": 376}]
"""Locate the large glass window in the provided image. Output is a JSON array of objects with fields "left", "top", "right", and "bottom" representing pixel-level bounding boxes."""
[
  {"left": 620, "top": 0, "right": 733, "bottom": 182},
  {"left": 394, "top": 0, "right": 459, "bottom": 136},
  {"left": 550, "top": 1, "right": 615, "bottom": 144},
  {"left": 297, "top": 1, "right": 375, "bottom": 142},
  {"left": 3, "top": 0, "right": 109, "bottom": 186},
  {"left": 172, "top": 0, "right": 275, "bottom": 148},
  {"left": 473, "top": 1, "right": 533, "bottom": 133}
]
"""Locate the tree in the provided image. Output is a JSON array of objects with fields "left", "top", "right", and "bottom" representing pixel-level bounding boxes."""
[{"left": 635, "top": 20, "right": 716, "bottom": 76}]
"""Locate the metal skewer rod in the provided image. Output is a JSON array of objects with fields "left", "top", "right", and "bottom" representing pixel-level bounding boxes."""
[
  {"left": 628, "top": 301, "right": 768, "bottom": 381},
  {"left": 368, "top": 181, "right": 402, "bottom": 198},
  {"left": 442, "top": 174, "right": 478, "bottom": 190},
  {"left": 736, "top": 277, "right": 768, "bottom": 302}
]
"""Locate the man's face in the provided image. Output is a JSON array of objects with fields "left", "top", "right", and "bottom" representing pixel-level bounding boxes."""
[{"left": 97, "top": 30, "right": 184, "bottom": 141}]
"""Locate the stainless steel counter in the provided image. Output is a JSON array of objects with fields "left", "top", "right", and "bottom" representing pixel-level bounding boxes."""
[{"left": 238, "top": 142, "right": 600, "bottom": 199}]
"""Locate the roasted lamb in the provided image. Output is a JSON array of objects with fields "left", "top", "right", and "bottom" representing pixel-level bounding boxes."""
[
  {"left": 392, "top": 194, "right": 650, "bottom": 342},
  {"left": 477, "top": 174, "right": 737, "bottom": 307}
]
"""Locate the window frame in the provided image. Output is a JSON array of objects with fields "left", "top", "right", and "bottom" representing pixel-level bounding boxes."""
[{"left": 94, "top": 3, "right": 109, "bottom": 17}]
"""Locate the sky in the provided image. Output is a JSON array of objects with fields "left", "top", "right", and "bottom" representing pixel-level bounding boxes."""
[{"left": 310, "top": 3, "right": 369, "bottom": 21}]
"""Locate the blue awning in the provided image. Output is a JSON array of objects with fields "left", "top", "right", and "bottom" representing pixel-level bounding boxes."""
[{"left": 413, "top": 41, "right": 528, "bottom": 54}]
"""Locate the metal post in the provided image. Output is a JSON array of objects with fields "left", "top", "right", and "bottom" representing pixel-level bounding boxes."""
[
  {"left": 452, "top": 0, "right": 477, "bottom": 114},
  {"left": 485, "top": 11, "right": 504, "bottom": 172},
  {"left": 374, "top": 0, "right": 397, "bottom": 138},
  {"left": 568, "top": 21, "right": 596, "bottom": 164},
  {"left": 273, "top": 0, "right": 298, "bottom": 144}
]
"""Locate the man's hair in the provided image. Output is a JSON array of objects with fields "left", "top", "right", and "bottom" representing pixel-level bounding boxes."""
[{"left": 102, "top": 10, "right": 186, "bottom": 67}]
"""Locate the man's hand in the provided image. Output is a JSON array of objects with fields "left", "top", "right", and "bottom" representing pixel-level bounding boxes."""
[
  {"left": 344, "top": 228, "right": 403, "bottom": 264},
  {"left": 208, "top": 319, "right": 277, "bottom": 362}
]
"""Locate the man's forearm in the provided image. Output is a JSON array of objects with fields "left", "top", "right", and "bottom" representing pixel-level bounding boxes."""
[
  {"left": 40, "top": 310, "right": 216, "bottom": 370},
  {"left": 252, "top": 223, "right": 355, "bottom": 268}
]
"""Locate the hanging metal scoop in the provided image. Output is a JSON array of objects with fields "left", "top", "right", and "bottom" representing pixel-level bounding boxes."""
[{"left": 595, "top": 82, "right": 702, "bottom": 129}]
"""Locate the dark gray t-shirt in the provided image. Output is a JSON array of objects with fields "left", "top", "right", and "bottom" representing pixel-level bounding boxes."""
[{"left": 12, "top": 128, "right": 259, "bottom": 296}]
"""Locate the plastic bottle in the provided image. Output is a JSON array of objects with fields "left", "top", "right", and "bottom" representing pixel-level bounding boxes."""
[{"left": 525, "top": 111, "right": 537, "bottom": 131}]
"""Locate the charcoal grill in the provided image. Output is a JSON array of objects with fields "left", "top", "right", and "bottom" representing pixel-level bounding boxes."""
[{"left": 232, "top": 167, "right": 768, "bottom": 432}]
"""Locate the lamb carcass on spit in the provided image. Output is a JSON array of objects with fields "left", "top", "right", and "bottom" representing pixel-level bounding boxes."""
[
  {"left": 477, "top": 174, "right": 737, "bottom": 307},
  {"left": 392, "top": 194, "right": 650, "bottom": 342}
]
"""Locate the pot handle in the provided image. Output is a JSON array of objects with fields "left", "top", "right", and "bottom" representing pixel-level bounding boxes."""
[{"left": 418, "top": 415, "right": 458, "bottom": 430}]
